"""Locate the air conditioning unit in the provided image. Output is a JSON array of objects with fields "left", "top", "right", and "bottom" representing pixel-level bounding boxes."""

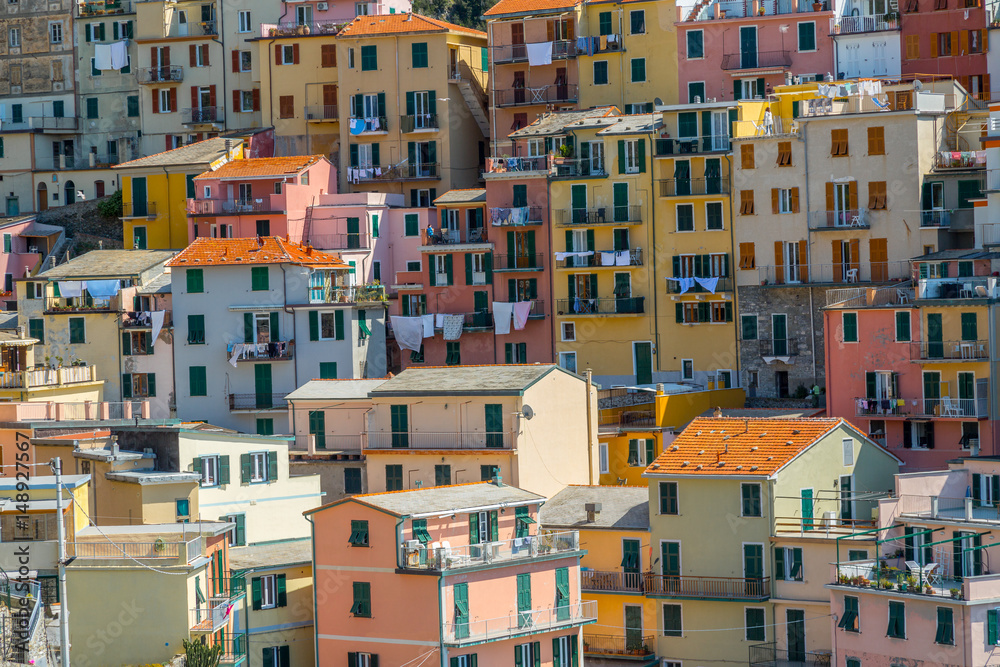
[
  {"left": 317, "top": 2, "right": 328, "bottom": 9},
  {"left": 405, "top": 539, "right": 419, "bottom": 549}
]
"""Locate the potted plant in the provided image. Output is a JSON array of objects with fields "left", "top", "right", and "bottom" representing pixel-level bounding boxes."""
[
  {"left": 812, "top": 0, "right": 823, "bottom": 9},
  {"left": 924, "top": 584, "right": 934, "bottom": 594},
  {"left": 950, "top": 588, "right": 962, "bottom": 599},
  {"left": 906, "top": 575, "right": 918, "bottom": 591}
]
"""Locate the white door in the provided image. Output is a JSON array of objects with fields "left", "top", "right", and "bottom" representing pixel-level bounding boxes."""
[
  {"left": 414, "top": 91, "right": 430, "bottom": 128},
  {"left": 834, "top": 183, "right": 851, "bottom": 226},
  {"left": 571, "top": 230, "right": 588, "bottom": 267},
  {"left": 178, "top": 11, "right": 188, "bottom": 35},
  {"left": 444, "top": 209, "right": 460, "bottom": 243},
  {"left": 711, "top": 111, "right": 728, "bottom": 150},
  {"left": 785, "top": 242, "right": 801, "bottom": 283}
]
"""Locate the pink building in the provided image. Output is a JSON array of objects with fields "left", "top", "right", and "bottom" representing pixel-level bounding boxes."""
[
  {"left": 261, "top": 0, "right": 413, "bottom": 33},
  {"left": 0, "top": 216, "right": 65, "bottom": 309},
  {"left": 830, "top": 458, "right": 1000, "bottom": 667},
  {"left": 307, "top": 480, "right": 594, "bottom": 667},
  {"left": 824, "top": 251, "right": 994, "bottom": 472},
  {"left": 187, "top": 155, "right": 337, "bottom": 242},
  {"left": 676, "top": 1, "right": 835, "bottom": 104}
]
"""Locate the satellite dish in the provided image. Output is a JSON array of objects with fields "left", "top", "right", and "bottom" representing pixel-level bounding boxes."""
[
  {"left": 521, "top": 405, "right": 535, "bottom": 420},
  {"left": 913, "top": 79, "right": 923, "bottom": 91},
  {"left": 653, "top": 97, "right": 663, "bottom": 107}
]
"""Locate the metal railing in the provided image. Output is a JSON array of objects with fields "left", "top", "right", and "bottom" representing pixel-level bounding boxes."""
[
  {"left": 401, "top": 530, "right": 579, "bottom": 571},
  {"left": 721, "top": 50, "right": 791, "bottom": 70},
  {"left": 167, "top": 20, "right": 217, "bottom": 37},
  {"left": 485, "top": 156, "right": 548, "bottom": 174},
  {"left": 187, "top": 196, "right": 285, "bottom": 215},
  {"left": 260, "top": 21, "right": 345, "bottom": 37},
  {"left": 487, "top": 206, "right": 544, "bottom": 226},
  {"left": 492, "top": 253, "right": 544, "bottom": 271},
  {"left": 655, "top": 136, "right": 732, "bottom": 154},
  {"left": 181, "top": 107, "right": 224, "bottom": 125},
  {"left": 984, "top": 169, "right": 1000, "bottom": 192},
  {"left": 826, "top": 283, "right": 913, "bottom": 307},
  {"left": 749, "top": 642, "right": 830, "bottom": 667},
  {"left": 582, "top": 569, "right": 644, "bottom": 592},
  {"left": 492, "top": 40, "right": 577, "bottom": 63},
  {"left": 310, "top": 283, "right": 387, "bottom": 304},
  {"left": 400, "top": 114, "right": 439, "bottom": 132},
  {"left": 28, "top": 116, "right": 78, "bottom": 131},
  {"left": 226, "top": 341, "right": 294, "bottom": 362},
  {"left": 758, "top": 261, "right": 909, "bottom": 286},
  {"left": 643, "top": 574, "right": 771, "bottom": 600},
  {"left": 348, "top": 115, "right": 388, "bottom": 132},
  {"left": 136, "top": 66, "right": 183, "bottom": 84},
  {"left": 355, "top": 163, "right": 439, "bottom": 181},
  {"left": 732, "top": 116, "right": 799, "bottom": 139},
  {"left": 298, "top": 433, "right": 364, "bottom": 452},
  {"left": 917, "top": 276, "right": 995, "bottom": 300},
  {"left": 854, "top": 397, "right": 908, "bottom": 417},
  {"left": 68, "top": 540, "right": 191, "bottom": 559},
  {"left": 366, "top": 430, "right": 514, "bottom": 449},
  {"left": 443, "top": 600, "right": 596, "bottom": 644},
  {"left": 495, "top": 85, "right": 578, "bottom": 107},
  {"left": 659, "top": 178, "right": 730, "bottom": 196},
  {"left": 920, "top": 397, "right": 988, "bottom": 418},
  {"left": 550, "top": 158, "right": 608, "bottom": 178},
  {"left": 44, "top": 296, "right": 117, "bottom": 312},
  {"left": 557, "top": 205, "right": 643, "bottom": 225},
  {"left": 755, "top": 338, "right": 798, "bottom": 357},
  {"left": 582, "top": 633, "right": 655, "bottom": 657},
  {"left": 228, "top": 393, "right": 289, "bottom": 410},
  {"left": 911, "top": 339, "right": 988, "bottom": 361},
  {"left": 932, "top": 150, "right": 985, "bottom": 170},
  {"left": 557, "top": 248, "right": 642, "bottom": 269},
  {"left": 830, "top": 13, "right": 898, "bottom": 33},
  {"left": 305, "top": 105, "right": 338, "bottom": 121},
  {"left": 807, "top": 209, "right": 869, "bottom": 230},
  {"left": 190, "top": 598, "right": 231, "bottom": 634},
  {"left": 556, "top": 297, "right": 645, "bottom": 315},
  {"left": 304, "top": 232, "right": 371, "bottom": 250},
  {"left": 122, "top": 201, "right": 156, "bottom": 218},
  {"left": 0, "top": 365, "right": 98, "bottom": 389},
  {"left": 920, "top": 209, "right": 952, "bottom": 227},
  {"left": 666, "top": 276, "right": 733, "bottom": 293},
  {"left": 1, "top": 579, "right": 42, "bottom": 660}
]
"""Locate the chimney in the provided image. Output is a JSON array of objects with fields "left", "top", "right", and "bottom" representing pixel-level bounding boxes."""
[
  {"left": 585, "top": 502, "right": 601, "bottom": 522},
  {"left": 492, "top": 473, "right": 503, "bottom": 486},
  {"left": 111, "top": 442, "right": 119, "bottom": 457}
]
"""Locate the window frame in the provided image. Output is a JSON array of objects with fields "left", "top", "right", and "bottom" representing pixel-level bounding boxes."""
[
  {"left": 686, "top": 29, "right": 704, "bottom": 59},
  {"left": 662, "top": 603, "right": 683, "bottom": 637},
  {"left": 797, "top": 21, "right": 817, "bottom": 52},
  {"left": 200, "top": 454, "right": 220, "bottom": 487},
  {"left": 659, "top": 481, "right": 678, "bottom": 515},
  {"left": 260, "top": 573, "right": 277, "bottom": 610},
  {"left": 741, "top": 483, "right": 762, "bottom": 517}
]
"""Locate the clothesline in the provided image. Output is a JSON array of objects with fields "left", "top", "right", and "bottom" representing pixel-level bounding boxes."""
[{"left": 665, "top": 276, "right": 720, "bottom": 294}]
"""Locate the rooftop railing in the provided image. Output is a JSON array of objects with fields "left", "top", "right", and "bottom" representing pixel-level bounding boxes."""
[
  {"left": 400, "top": 530, "right": 579, "bottom": 571},
  {"left": 366, "top": 430, "right": 514, "bottom": 450}
]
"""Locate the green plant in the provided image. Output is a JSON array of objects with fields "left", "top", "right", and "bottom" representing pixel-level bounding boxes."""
[
  {"left": 950, "top": 588, "right": 961, "bottom": 599},
  {"left": 793, "top": 385, "right": 809, "bottom": 399},
  {"left": 96, "top": 189, "right": 123, "bottom": 218},
  {"left": 558, "top": 144, "right": 573, "bottom": 158},
  {"left": 183, "top": 639, "right": 223, "bottom": 667},
  {"left": 924, "top": 585, "right": 933, "bottom": 594},
  {"left": 906, "top": 575, "right": 917, "bottom": 589}
]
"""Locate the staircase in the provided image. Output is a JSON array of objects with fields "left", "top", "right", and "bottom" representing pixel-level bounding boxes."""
[
  {"left": 301, "top": 199, "right": 316, "bottom": 245},
  {"left": 451, "top": 64, "right": 491, "bottom": 138},
  {"left": 685, "top": 0, "right": 714, "bottom": 20}
]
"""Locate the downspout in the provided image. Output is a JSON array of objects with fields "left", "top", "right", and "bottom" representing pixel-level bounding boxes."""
[
  {"left": 991, "top": 300, "right": 998, "bottom": 455},
  {"left": 210, "top": 6, "right": 226, "bottom": 132},
  {"left": 305, "top": 514, "right": 320, "bottom": 667},
  {"left": 547, "top": 173, "right": 555, "bottom": 365},
  {"left": 802, "top": 122, "right": 818, "bottom": 386},
  {"left": 725, "top": 152, "right": 739, "bottom": 383},
  {"left": 585, "top": 369, "right": 594, "bottom": 484},
  {"left": 264, "top": 4, "right": 291, "bottom": 130},
  {"left": 280, "top": 265, "right": 298, "bottom": 393},
  {"left": 438, "top": 573, "right": 447, "bottom": 667},
  {"left": 648, "top": 123, "right": 660, "bottom": 374},
  {"left": 488, "top": 21, "right": 496, "bottom": 155},
  {"left": 161, "top": 165, "right": 172, "bottom": 247}
]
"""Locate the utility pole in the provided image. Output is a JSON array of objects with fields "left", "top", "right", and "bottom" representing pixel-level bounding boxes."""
[{"left": 50, "top": 457, "right": 69, "bottom": 667}]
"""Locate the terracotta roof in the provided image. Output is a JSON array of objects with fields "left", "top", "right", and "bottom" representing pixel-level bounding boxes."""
[
  {"left": 165, "top": 237, "right": 351, "bottom": 268},
  {"left": 337, "top": 13, "right": 486, "bottom": 38},
  {"left": 196, "top": 155, "right": 325, "bottom": 180},
  {"left": 644, "top": 417, "right": 846, "bottom": 477},
  {"left": 484, "top": 0, "right": 582, "bottom": 17}
]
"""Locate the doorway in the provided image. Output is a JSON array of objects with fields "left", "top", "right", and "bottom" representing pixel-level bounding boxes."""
[
  {"left": 739, "top": 26, "right": 758, "bottom": 69},
  {"left": 633, "top": 342, "right": 652, "bottom": 385},
  {"left": 37, "top": 183, "right": 48, "bottom": 211}
]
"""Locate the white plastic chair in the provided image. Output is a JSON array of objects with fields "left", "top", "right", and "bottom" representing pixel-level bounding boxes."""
[{"left": 941, "top": 396, "right": 962, "bottom": 417}]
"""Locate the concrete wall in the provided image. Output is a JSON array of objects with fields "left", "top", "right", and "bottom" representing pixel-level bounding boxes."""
[{"left": 834, "top": 32, "right": 902, "bottom": 79}]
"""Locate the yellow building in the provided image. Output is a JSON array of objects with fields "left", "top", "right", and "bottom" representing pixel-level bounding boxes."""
[
  {"left": 541, "top": 485, "right": 656, "bottom": 665},
  {"left": 0, "top": 326, "right": 105, "bottom": 403},
  {"left": 117, "top": 136, "right": 241, "bottom": 249},
  {"left": 577, "top": 0, "right": 679, "bottom": 111}
]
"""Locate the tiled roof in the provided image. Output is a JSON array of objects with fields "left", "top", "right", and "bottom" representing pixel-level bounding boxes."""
[
  {"left": 540, "top": 485, "right": 649, "bottom": 530},
  {"left": 337, "top": 13, "right": 486, "bottom": 38},
  {"left": 115, "top": 137, "right": 232, "bottom": 169},
  {"left": 484, "top": 0, "right": 582, "bottom": 17},
  {"left": 309, "top": 481, "right": 544, "bottom": 517},
  {"left": 285, "top": 378, "right": 387, "bottom": 401},
  {"left": 165, "top": 237, "right": 351, "bottom": 268},
  {"left": 196, "top": 155, "right": 325, "bottom": 180},
  {"left": 644, "top": 417, "right": 846, "bottom": 477},
  {"left": 509, "top": 107, "right": 619, "bottom": 138},
  {"left": 37, "top": 250, "right": 176, "bottom": 279},
  {"left": 229, "top": 538, "right": 313, "bottom": 570},
  {"left": 370, "top": 363, "right": 574, "bottom": 395}
]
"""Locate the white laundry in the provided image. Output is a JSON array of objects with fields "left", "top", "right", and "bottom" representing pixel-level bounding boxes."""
[
  {"left": 601, "top": 251, "right": 616, "bottom": 266},
  {"left": 435, "top": 314, "right": 446, "bottom": 328},
  {"left": 59, "top": 281, "right": 83, "bottom": 298},
  {"left": 512, "top": 301, "right": 532, "bottom": 330},
  {"left": 615, "top": 250, "right": 630, "bottom": 266},
  {"left": 695, "top": 276, "right": 719, "bottom": 294},
  {"left": 554, "top": 251, "right": 594, "bottom": 260},
  {"left": 420, "top": 313, "right": 435, "bottom": 338},
  {"left": 228, "top": 343, "right": 242, "bottom": 368},
  {"left": 526, "top": 41, "right": 553, "bottom": 66},
  {"left": 442, "top": 314, "right": 464, "bottom": 340},
  {"left": 492, "top": 301, "right": 514, "bottom": 335},
  {"left": 109, "top": 41, "right": 129, "bottom": 70},
  {"left": 150, "top": 310, "right": 165, "bottom": 347},
  {"left": 94, "top": 43, "right": 114, "bottom": 70},
  {"left": 392, "top": 316, "right": 424, "bottom": 352}
]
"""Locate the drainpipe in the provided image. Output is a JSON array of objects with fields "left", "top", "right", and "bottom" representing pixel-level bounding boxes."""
[
  {"left": 264, "top": 2, "right": 290, "bottom": 130},
  {"left": 304, "top": 514, "right": 320, "bottom": 667},
  {"left": 647, "top": 123, "right": 660, "bottom": 374},
  {"left": 801, "top": 122, "right": 818, "bottom": 387},
  {"left": 488, "top": 21, "right": 496, "bottom": 155},
  {"left": 585, "top": 369, "right": 594, "bottom": 484},
  {"left": 210, "top": 6, "right": 226, "bottom": 132},
  {"left": 723, "top": 152, "right": 739, "bottom": 384},
  {"left": 279, "top": 265, "right": 298, "bottom": 393},
  {"left": 437, "top": 573, "right": 447, "bottom": 667}
]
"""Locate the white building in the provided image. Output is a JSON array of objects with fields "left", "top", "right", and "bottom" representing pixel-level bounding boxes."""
[{"left": 830, "top": 0, "right": 901, "bottom": 79}]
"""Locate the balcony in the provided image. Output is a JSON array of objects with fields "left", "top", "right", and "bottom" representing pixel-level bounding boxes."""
[
  {"left": 492, "top": 40, "right": 577, "bottom": 64},
  {"left": 557, "top": 248, "right": 642, "bottom": 269},
  {"left": 643, "top": 574, "right": 770, "bottom": 600},
  {"left": 758, "top": 261, "right": 910, "bottom": 286},
  {"left": 932, "top": 150, "right": 985, "bottom": 170},
  {"left": 488, "top": 206, "right": 544, "bottom": 226},
  {"left": 495, "top": 85, "right": 578, "bottom": 107},
  {"left": 556, "top": 297, "right": 645, "bottom": 316},
  {"left": 45, "top": 296, "right": 118, "bottom": 313},
  {"left": 550, "top": 158, "right": 608, "bottom": 179},
  {"left": 122, "top": 201, "right": 156, "bottom": 218},
  {"left": 443, "top": 600, "right": 596, "bottom": 645},
  {"left": 187, "top": 195, "right": 286, "bottom": 216},
  {"left": 583, "top": 634, "right": 655, "bottom": 659},
  {"left": 721, "top": 50, "right": 791, "bottom": 71},
  {"left": 485, "top": 156, "right": 549, "bottom": 175},
  {"left": 305, "top": 105, "right": 339, "bottom": 122},
  {"left": 304, "top": 231, "right": 371, "bottom": 250},
  {"left": 655, "top": 136, "right": 731, "bottom": 155},
  {"left": 218, "top": 635, "right": 247, "bottom": 666},
  {"left": 400, "top": 114, "right": 439, "bottom": 133},
  {"left": 807, "top": 209, "right": 870, "bottom": 231},
  {"left": 830, "top": 13, "right": 898, "bottom": 34},
  {"left": 666, "top": 276, "right": 733, "bottom": 293},
  {"left": 581, "top": 569, "right": 643, "bottom": 593},
  {"left": 556, "top": 205, "right": 643, "bottom": 226},
  {"left": 365, "top": 430, "right": 514, "bottom": 450},
  {"left": 354, "top": 163, "right": 439, "bottom": 182},
  {"left": 228, "top": 393, "right": 289, "bottom": 411},
  {"left": 166, "top": 20, "right": 217, "bottom": 37},
  {"left": 226, "top": 340, "right": 293, "bottom": 362},
  {"left": 984, "top": 169, "right": 1000, "bottom": 192},
  {"left": 348, "top": 115, "right": 388, "bottom": 133},
  {"left": 260, "top": 21, "right": 345, "bottom": 37},
  {"left": 598, "top": 408, "right": 656, "bottom": 432},
  {"left": 136, "top": 66, "right": 183, "bottom": 84},
  {"left": 0, "top": 365, "right": 99, "bottom": 389},
  {"left": 190, "top": 597, "right": 231, "bottom": 634},
  {"left": 749, "top": 642, "right": 830, "bottom": 667},
  {"left": 181, "top": 107, "right": 224, "bottom": 126},
  {"left": 79, "top": 0, "right": 134, "bottom": 15},
  {"left": 401, "top": 530, "right": 579, "bottom": 571},
  {"left": 68, "top": 536, "right": 204, "bottom": 563},
  {"left": 753, "top": 338, "right": 799, "bottom": 357},
  {"left": 597, "top": 387, "right": 655, "bottom": 410},
  {"left": 493, "top": 253, "right": 544, "bottom": 272},
  {"left": 309, "top": 283, "right": 387, "bottom": 304},
  {"left": 910, "top": 340, "right": 988, "bottom": 361},
  {"left": 920, "top": 209, "right": 952, "bottom": 228},
  {"left": 917, "top": 276, "right": 996, "bottom": 300},
  {"left": 854, "top": 396, "right": 986, "bottom": 418},
  {"left": 0, "top": 400, "right": 149, "bottom": 422},
  {"left": 659, "top": 178, "right": 730, "bottom": 197},
  {"left": 28, "top": 116, "right": 78, "bottom": 132}
]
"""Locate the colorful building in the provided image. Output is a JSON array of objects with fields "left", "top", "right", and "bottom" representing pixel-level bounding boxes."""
[
  {"left": 899, "top": 0, "right": 989, "bottom": 97},
  {"left": 307, "top": 480, "right": 595, "bottom": 667},
  {"left": 0, "top": 216, "right": 65, "bottom": 306},
  {"left": 830, "top": 0, "right": 901, "bottom": 79}
]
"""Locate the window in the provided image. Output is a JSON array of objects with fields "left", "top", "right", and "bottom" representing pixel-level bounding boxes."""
[
  {"left": 279, "top": 95, "right": 294, "bottom": 119},
  {"left": 745, "top": 608, "right": 766, "bottom": 641},
  {"left": 935, "top": 607, "right": 954, "bottom": 645},
  {"left": 69, "top": 317, "right": 85, "bottom": 343},
  {"left": 628, "top": 438, "right": 656, "bottom": 467},
  {"left": 630, "top": 58, "right": 646, "bottom": 82},
  {"left": 686, "top": 30, "right": 704, "bottom": 58},
  {"left": 251, "top": 266, "right": 269, "bottom": 291},
  {"left": 175, "top": 498, "right": 190, "bottom": 519},
  {"left": 351, "top": 582, "right": 371, "bottom": 617},
  {"left": 676, "top": 204, "right": 694, "bottom": 232},
  {"left": 248, "top": 451, "right": 270, "bottom": 483},
  {"left": 905, "top": 34, "right": 920, "bottom": 59},
  {"left": 842, "top": 312, "right": 858, "bottom": 342},
  {"left": 386, "top": 464, "right": 403, "bottom": 491},
  {"left": 157, "top": 89, "right": 173, "bottom": 113},
  {"left": 598, "top": 443, "right": 609, "bottom": 473},
  {"left": 197, "top": 455, "right": 222, "bottom": 486},
  {"left": 681, "top": 359, "right": 693, "bottom": 380},
  {"left": 831, "top": 129, "right": 849, "bottom": 156},
  {"left": 741, "top": 315, "right": 758, "bottom": 340},
  {"left": 349, "top": 520, "right": 369, "bottom": 546},
  {"left": 256, "top": 419, "right": 274, "bottom": 436},
  {"left": 838, "top": 596, "right": 859, "bottom": 632},
  {"left": 8, "top": 28, "right": 19, "bottom": 48},
  {"left": 706, "top": 202, "right": 723, "bottom": 230},
  {"left": 561, "top": 322, "right": 576, "bottom": 341},
  {"left": 630, "top": 10, "right": 645, "bottom": 33},
  {"left": 936, "top": 31, "right": 953, "bottom": 56},
  {"left": 887, "top": 600, "right": 905, "bottom": 638},
  {"left": 895, "top": 311, "right": 910, "bottom": 342},
  {"left": 797, "top": 22, "right": 816, "bottom": 51},
  {"left": 240, "top": 51, "right": 253, "bottom": 72},
  {"left": 740, "top": 190, "right": 755, "bottom": 215},
  {"left": 49, "top": 21, "right": 62, "bottom": 43},
  {"left": 345, "top": 468, "right": 362, "bottom": 494},
  {"left": 868, "top": 181, "right": 887, "bottom": 210},
  {"left": 739, "top": 243, "right": 756, "bottom": 269},
  {"left": 348, "top": 653, "right": 377, "bottom": 667},
  {"left": 253, "top": 574, "right": 284, "bottom": 610},
  {"left": 434, "top": 464, "right": 451, "bottom": 486},
  {"left": 277, "top": 44, "right": 296, "bottom": 65},
  {"left": 659, "top": 481, "right": 678, "bottom": 515},
  {"left": 404, "top": 214, "right": 419, "bottom": 237},
  {"left": 741, "top": 483, "right": 762, "bottom": 517},
  {"left": 28, "top": 319, "right": 43, "bottom": 343},
  {"left": 445, "top": 341, "right": 460, "bottom": 365},
  {"left": 481, "top": 465, "right": 500, "bottom": 481},
  {"left": 186, "top": 314, "right": 205, "bottom": 344},
  {"left": 559, "top": 352, "right": 576, "bottom": 373},
  {"left": 868, "top": 126, "right": 885, "bottom": 155},
  {"left": 127, "top": 95, "right": 139, "bottom": 117},
  {"left": 411, "top": 42, "right": 428, "bottom": 68},
  {"left": 361, "top": 44, "right": 377, "bottom": 71},
  {"left": 238, "top": 10, "right": 251, "bottom": 32},
  {"left": 623, "top": 139, "right": 642, "bottom": 173},
  {"left": 775, "top": 547, "right": 803, "bottom": 581},
  {"left": 189, "top": 366, "right": 208, "bottom": 396},
  {"left": 593, "top": 60, "right": 609, "bottom": 85},
  {"left": 262, "top": 647, "right": 290, "bottom": 667},
  {"left": 85, "top": 98, "right": 99, "bottom": 120},
  {"left": 740, "top": 144, "right": 755, "bottom": 169},
  {"left": 225, "top": 514, "right": 245, "bottom": 546},
  {"left": 777, "top": 141, "right": 792, "bottom": 166},
  {"left": 348, "top": 47, "right": 355, "bottom": 68},
  {"left": 316, "top": 311, "right": 345, "bottom": 341},
  {"left": 774, "top": 188, "right": 797, "bottom": 214},
  {"left": 514, "top": 643, "right": 538, "bottom": 666},
  {"left": 662, "top": 604, "right": 682, "bottom": 636},
  {"left": 238, "top": 91, "right": 254, "bottom": 112}
]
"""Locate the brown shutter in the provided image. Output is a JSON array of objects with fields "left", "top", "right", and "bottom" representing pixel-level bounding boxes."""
[
  {"left": 169, "top": 87, "right": 177, "bottom": 112},
  {"left": 771, "top": 188, "right": 779, "bottom": 214},
  {"left": 868, "top": 182, "right": 878, "bottom": 210},
  {"left": 566, "top": 19, "right": 575, "bottom": 41},
  {"left": 232, "top": 49, "right": 239, "bottom": 73},
  {"left": 870, "top": 238, "right": 888, "bottom": 282},
  {"left": 849, "top": 239, "right": 860, "bottom": 273},
  {"left": 547, "top": 20, "right": 555, "bottom": 41},
  {"left": 162, "top": 47, "right": 169, "bottom": 67},
  {"left": 848, "top": 181, "right": 858, "bottom": 210},
  {"left": 150, "top": 46, "right": 158, "bottom": 68},
  {"left": 292, "top": 43, "right": 300, "bottom": 64},
  {"left": 233, "top": 89, "right": 240, "bottom": 112},
  {"left": 323, "top": 84, "right": 337, "bottom": 106},
  {"left": 826, "top": 182, "right": 835, "bottom": 210},
  {"left": 960, "top": 30, "right": 969, "bottom": 55},
  {"left": 774, "top": 241, "right": 784, "bottom": 284},
  {"left": 951, "top": 31, "right": 959, "bottom": 56},
  {"left": 151, "top": 89, "right": 159, "bottom": 113},
  {"left": 166, "top": 136, "right": 173, "bottom": 151},
  {"left": 930, "top": 33, "right": 938, "bottom": 58},
  {"left": 208, "top": 84, "right": 216, "bottom": 108},
  {"left": 252, "top": 89, "right": 261, "bottom": 111},
  {"left": 191, "top": 86, "right": 199, "bottom": 109},
  {"left": 798, "top": 240, "right": 809, "bottom": 282},
  {"left": 791, "top": 187, "right": 800, "bottom": 213},
  {"left": 275, "top": 44, "right": 282, "bottom": 65},
  {"left": 190, "top": 44, "right": 197, "bottom": 66},
  {"left": 832, "top": 241, "right": 843, "bottom": 282},
  {"left": 203, "top": 44, "right": 210, "bottom": 67}
]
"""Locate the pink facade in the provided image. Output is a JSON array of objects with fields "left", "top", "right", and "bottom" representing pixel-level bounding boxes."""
[
  {"left": 0, "top": 217, "right": 63, "bottom": 306},
  {"left": 260, "top": 0, "right": 413, "bottom": 33},
  {"left": 900, "top": 2, "right": 989, "bottom": 97},
  {"left": 676, "top": 6, "right": 835, "bottom": 104}
]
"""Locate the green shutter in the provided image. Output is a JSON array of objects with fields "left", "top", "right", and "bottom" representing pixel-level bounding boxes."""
[
  {"left": 219, "top": 455, "right": 230, "bottom": 485},
  {"left": 270, "top": 312, "right": 279, "bottom": 341},
  {"left": 276, "top": 574, "right": 287, "bottom": 607},
  {"left": 122, "top": 331, "right": 132, "bottom": 355},
  {"left": 469, "top": 513, "right": 480, "bottom": 544},
  {"left": 267, "top": 450, "right": 278, "bottom": 481},
  {"left": 617, "top": 140, "right": 626, "bottom": 174},
  {"left": 775, "top": 547, "right": 786, "bottom": 580},
  {"left": 251, "top": 577, "right": 262, "bottom": 610},
  {"left": 335, "top": 309, "right": 344, "bottom": 340},
  {"left": 240, "top": 453, "right": 251, "bottom": 483},
  {"left": 244, "top": 313, "right": 254, "bottom": 343},
  {"left": 121, "top": 374, "right": 132, "bottom": 398},
  {"left": 309, "top": 311, "right": 319, "bottom": 341}
]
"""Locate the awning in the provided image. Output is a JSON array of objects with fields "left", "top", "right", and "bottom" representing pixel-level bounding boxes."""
[{"left": 359, "top": 319, "right": 373, "bottom": 337}]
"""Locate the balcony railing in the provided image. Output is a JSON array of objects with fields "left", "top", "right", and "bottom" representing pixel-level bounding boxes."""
[
  {"left": 493, "top": 253, "right": 544, "bottom": 272},
  {"left": 917, "top": 276, "right": 996, "bottom": 300},
  {"left": 122, "top": 201, "right": 156, "bottom": 218},
  {"left": 187, "top": 196, "right": 286, "bottom": 215},
  {"left": 0, "top": 365, "right": 99, "bottom": 389},
  {"left": 655, "top": 136, "right": 732, "bottom": 154},
  {"left": 310, "top": 283, "right": 387, "bottom": 304},
  {"left": 598, "top": 408, "right": 656, "bottom": 430},
  {"left": 495, "top": 85, "right": 578, "bottom": 107},
  {"left": 758, "top": 261, "right": 910, "bottom": 286},
  {"left": 354, "top": 163, "right": 439, "bottom": 181},
  {"left": 304, "top": 232, "right": 372, "bottom": 250},
  {"left": 400, "top": 114, "right": 439, "bottom": 133},
  {"left": 218, "top": 635, "right": 248, "bottom": 666},
  {"left": 136, "top": 66, "right": 183, "bottom": 84},
  {"left": 754, "top": 338, "right": 798, "bottom": 357},
  {"left": 932, "top": 150, "right": 985, "bottom": 170},
  {"left": 485, "top": 156, "right": 549, "bottom": 174},
  {"left": 920, "top": 209, "right": 952, "bottom": 227},
  {"left": 28, "top": 116, "right": 79, "bottom": 131},
  {"left": 721, "top": 50, "right": 791, "bottom": 70},
  {"left": 444, "top": 600, "right": 596, "bottom": 645},
  {"left": 643, "top": 574, "right": 770, "bottom": 600},
  {"left": 348, "top": 115, "right": 388, "bottom": 132},
  {"left": 401, "top": 530, "right": 579, "bottom": 571},
  {"left": 492, "top": 40, "right": 577, "bottom": 64},
  {"left": 228, "top": 393, "right": 289, "bottom": 411},
  {"left": 666, "top": 276, "right": 733, "bottom": 293},
  {"left": 190, "top": 597, "right": 231, "bottom": 634},
  {"left": 921, "top": 397, "right": 988, "bottom": 418},
  {"left": 659, "top": 178, "right": 730, "bottom": 197},
  {"left": 305, "top": 105, "right": 339, "bottom": 121},
  {"left": 911, "top": 339, "right": 988, "bottom": 361},
  {"left": 556, "top": 297, "right": 645, "bottom": 315},
  {"left": 227, "top": 340, "right": 293, "bottom": 362},
  {"left": 557, "top": 248, "right": 642, "bottom": 269},
  {"left": 557, "top": 205, "right": 643, "bottom": 225},
  {"left": 807, "top": 209, "right": 869, "bottom": 230},
  {"left": 68, "top": 536, "right": 203, "bottom": 562},
  {"left": 749, "top": 642, "right": 830, "bottom": 667},
  {"left": 45, "top": 297, "right": 117, "bottom": 313},
  {"left": 830, "top": 13, "right": 898, "bottom": 33},
  {"left": 79, "top": 0, "right": 134, "bottom": 15},
  {"left": 366, "top": 430, "right": 514, "bottom": 450},
  {"left": 854, "top": 396, "right": 909, "bottom": 417},
  {"left": 487, "top": 206, "right": 544, "bottom": 226},
  {"left": 984, "top": 169, "right": 1000, "bottom": 192},
  {"left": 582, "top": 569, "right": 643, "bottom": 593},
  {"left": 182, "top": 107, "right": 224, "bottom": 125},
  {"left": 260, "top": 21, "right": 345, "bottom": 37},
  {"left": 550, "top": 158, "right": 608, "bottom": 179},
  {"left": 583, "top": 633, "right": 655, "bottom": 658}
]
